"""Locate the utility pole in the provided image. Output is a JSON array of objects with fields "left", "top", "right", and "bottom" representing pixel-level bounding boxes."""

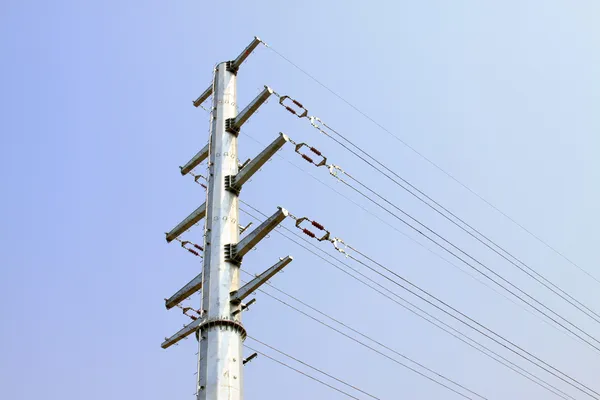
[{"left": 161, "top": 37, "right": 294, "bottom": 400}]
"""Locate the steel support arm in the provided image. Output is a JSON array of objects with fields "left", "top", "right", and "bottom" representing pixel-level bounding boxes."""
[
  {"left": 161, "top": 318, "right": 203, "bottom": 349},
  {"left": 235, "top": 207, "right": 289, "bottom": 259},
  {"left": 165, "top": 273, "right": 203, "bottom": 310},
  {"left": 180, "top": 143, "right": 209, "bottom": 175},
  {"left": 231, "top": 256, "right": 293, "bottom": 304},
  {"left": 231, "top": 133, "right": 289, "bottom": 190},
  {"left": 165, "top": 202, "right": 206, "bottom": 243},
  {"left": 231, "top": 36, "right": 262, "bottom": 71},
  {"left": 192, "top": 37, "right": 262, "bottom": 108},
  {"left": 193, "top": 86, "right": 213, "bottom": 108},
  {"left": 228, "top": 86, "right": 273, "bottom": 133}
]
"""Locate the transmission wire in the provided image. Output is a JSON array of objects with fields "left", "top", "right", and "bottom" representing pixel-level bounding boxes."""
[
  {"left": 239, "top": 203, "right": 595, "bottom": 399},
  {"left": 335, "top": 170, "right": 600, "bottom": 353},
  {"left": 263, "top": 41, "right": 600, "bottom": 287},
  {"left": 247, "top": 337, "right": 382, "bottom": 400},
  {"left": 245, "top": 345, "right": 362, "bottom": 400}
]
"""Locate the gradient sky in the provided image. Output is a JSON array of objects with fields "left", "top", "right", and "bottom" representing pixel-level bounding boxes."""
[{"left": 1, "top": 1, "right": 599, "bottom": 399}]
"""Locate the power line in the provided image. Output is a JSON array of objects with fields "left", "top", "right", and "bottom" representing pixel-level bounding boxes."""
[
  {"left": 343, "top": 251, "right": 600, "bottom": 400},
  {"left": 336, "top": 170, "right": 600, "bottom": 354},
  {"left": 239, "top": 204, "right": 590, "bottom": 400},
  {"left": 242, "top": 272, "right": 489, "bottom": 400},
  {"left": 192, "top": 111, "right": 591, "bottom": 398},
  {"left": 245, "top": 345, "right": 363, "bottom": 400},
  {"left": 238, "top": 128, "right": 560, "bottom": 335},
  {"left": 243, "top": 286, "right": 483, "bottom": 399},
  {"left": 241, "top": 270, "right": 574, "bottom": 400},
  {"left": 246, "top": 337, "right": 382, "bottom": 400},
  {"left": 318, "top": 121, "right": 600, "bottom": 326},
  {"left": 203, "top": 97, "right": 545, "bottom": 332},
  {"left": 266, "top": 87, "right": 600, "bottom": 352},
  {"left": 270, "top": 85, "right": 600, "bottom": 342},
  {"left": 263, "top": 41, "right": 600, "bottom": 288},
  {"left": 240, "top": 124, "right": 600, "bottom": 386},
  {"left": 239, "top": 202, "right": 600, "bottom": 398}
]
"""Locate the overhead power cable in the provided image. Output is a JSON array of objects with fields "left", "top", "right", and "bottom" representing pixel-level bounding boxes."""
[
  {"left": 262, "top": 40, "right": 600, "bottom": 288},
  {"left": 238, "top": 203, "right": 593, "bottom": 400},
  {"left": 336, "top": 169, "right": 600, "bottom": 354},
  {"left": 241, "top": 282, "right": 485, "bottom": 399},
  {"left": 195, "top": 94, "right": 541, "bottom": 328},
  {"left": 321, "top": 119, "right": 600, "bottom": 326},
  {"left": 191, "top": 108, "right": 595, "bottom": 398},
  {"left": 247, "top": 269, "right": 575, "bottom": 400},
  {"left": 245, "top": 345, "right": 363, "bottom": 400},
  {"left": 271, "top": 89, "right": 600, "bottom": 335},
  {"left": 264, "top": 193, "right": 600, "bottom": 397},
  {"left": 238, "top": 267, "right": 573, "bottom": 400},
  {"left": 257, "top": 98, "right": 600, "bottom": 355},
  {"left": 242, "top": 273, "right": 489, "bottom": 400},
  {"left": 247, "top": 337, "right": 382, "bottom": 400}
]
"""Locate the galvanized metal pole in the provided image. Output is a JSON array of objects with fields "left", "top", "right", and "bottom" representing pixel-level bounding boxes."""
[
  {"left": 162, "top": 37, "right": 292, "bottom": 399},
  {"left": 197, "top": 61, "right": 244, "bottom": 400}
]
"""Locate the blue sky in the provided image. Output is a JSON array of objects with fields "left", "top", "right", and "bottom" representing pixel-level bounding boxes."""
[{"left": 1, "top": 1, "right": 599, "bottom": 399}]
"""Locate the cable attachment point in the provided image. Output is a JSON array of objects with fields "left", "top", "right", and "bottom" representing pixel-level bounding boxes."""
[
  {"left": 327, "top": 164, "right": 346, "bottom": 183},
  {"left": 170, "top": 301, "right": 204, "bottom": 320},
  {"left": 330, "top": 237, "right": 350, "bottom": 257},
  {"left": 294, "top": 142, "right": 327, "bottom": 167},
  {"left": 190, "top": 171, "right": 208, "bottom": 189},
  {"left": 309, "top": 116, "right": 325, "bottom": 132},
  {"left": 278, "top": 95, "right": 308, "bottom": 118}
]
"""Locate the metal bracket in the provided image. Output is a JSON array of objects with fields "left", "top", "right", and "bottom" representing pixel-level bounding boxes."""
[
  {"left": 238, "top": 158, "right": 251, "bottom": 170},
  {"left": 161, "top": 317, "right": 204, "bottom": 349},
  {"left": 242, "top": 298, "right": 256, "bottom": 311},
  {"left": 224, "top": 175, "right": 240, "bottom": 196},
  {"left": 165, "top": 202, "right": 207, "bottom": 243},
  {"left": 165, "top": 273, "right": 203, "bottom": 310},
  {"left": 224, "top": 243, "right": 242, "bottom": 266},
  {"left": 224, "top": 207, "right": 288, "bottom": 264},
  {"left": 225, "top": 133, "right": 289, "bottom": 194},
  {"left": 180, "top": 143, "right": 209, "bottom": 175},
  {"left": 226, "top": 60, "right": 239, "bottom": 75},
  {"left": 231, "top": 36, "right": 262, "bottom": 72},
  {"left": 226, "top": 86, "right": 274, "bottom": 136},
  {"left": 193, "top": 85, "right": 213, "bottom": 108},
  {"left": 237, "top": 207, "right": 288, "bottom": 257},
  {"left": 231, "top": 298, "right": 255, "bottom": 317},
  {"left": 239, "top": 222, "right": 253, "bottom": 234},
  {"left": 243, "top": 353, "right": 258, "bottom": 365},
  {"left": 192, "top": 37, "right": 262, "bottom": 108},
  {"left": 225, "top": 118, "right": 240, "bottom": 136},
  {"left": 230, "top": 256, "right": 293, "bottom": 304}
]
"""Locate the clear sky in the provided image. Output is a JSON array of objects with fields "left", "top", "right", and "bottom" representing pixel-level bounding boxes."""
[{"left": 1, "top": 1, "right": 599, "bottom": 399}]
